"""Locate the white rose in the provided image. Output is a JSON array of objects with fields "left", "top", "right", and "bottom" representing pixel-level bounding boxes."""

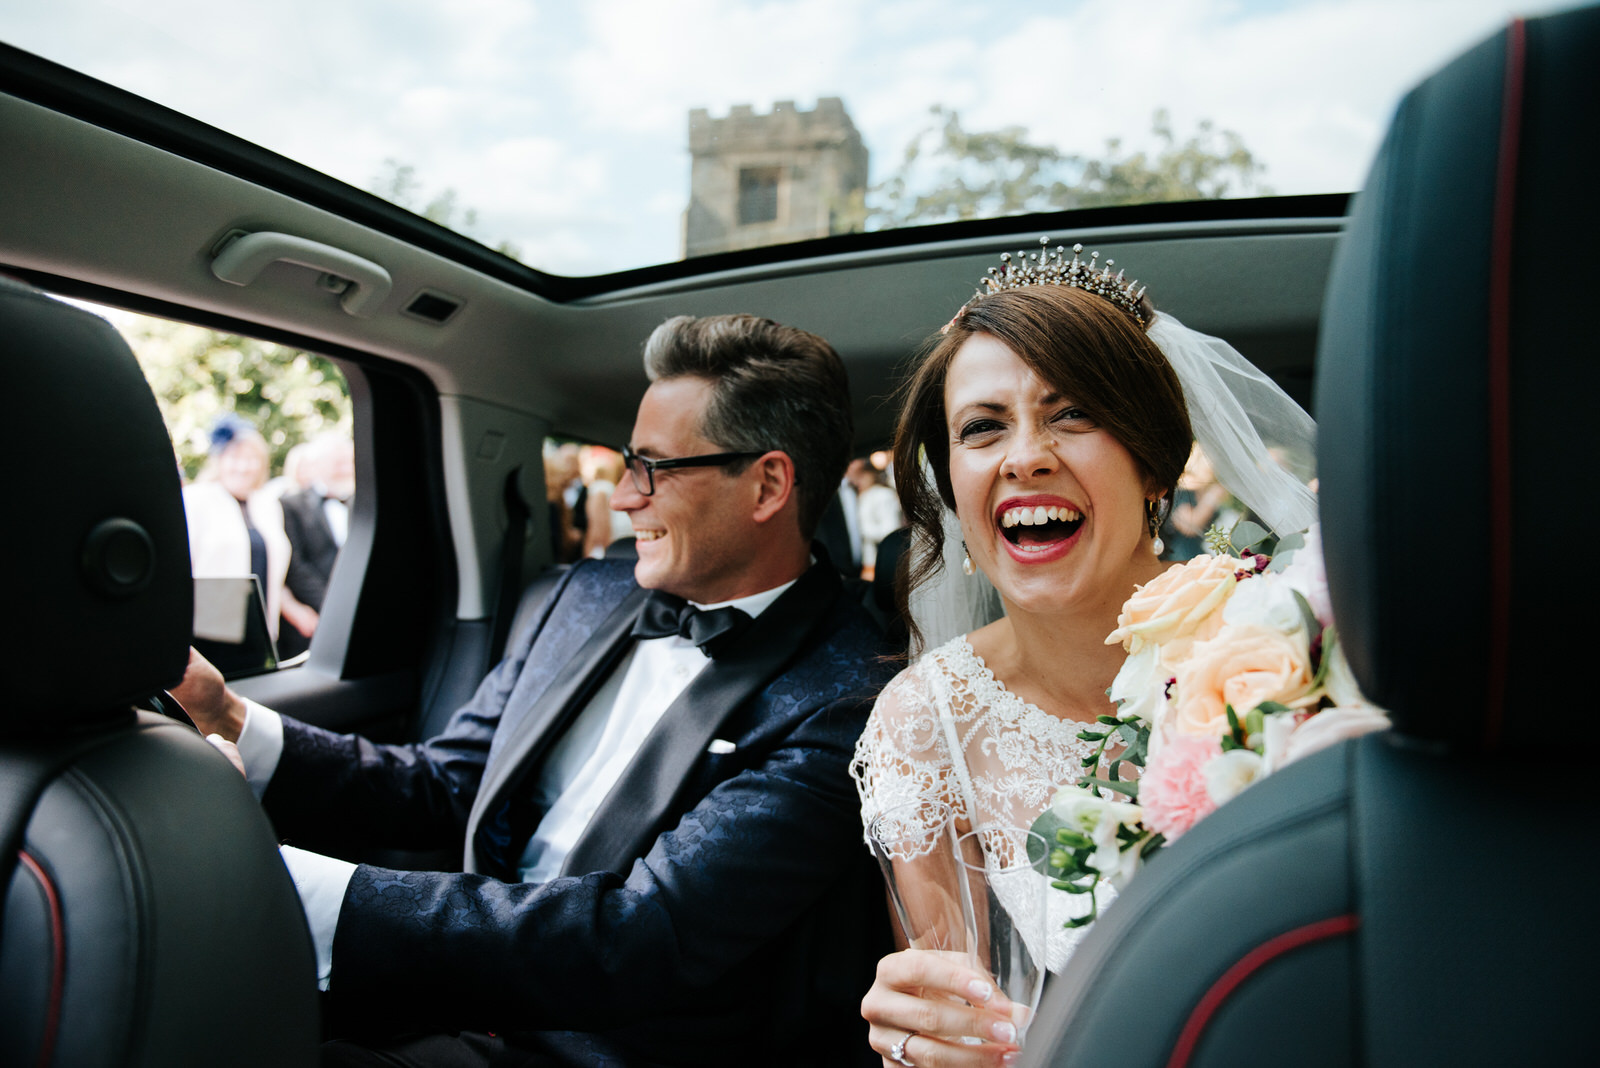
[
  {"left": 1222, "top": 573, "right": 1306, "bottom": 635},
  {"left": 1108, "top": 644, "right": 1164, "bottom": 728},
  {"left": 1203, "top": 748, "right": 1265, "bottom": 806},
  {"left": 1282, "top": 705, "right": 1391, "bottom": 766}
]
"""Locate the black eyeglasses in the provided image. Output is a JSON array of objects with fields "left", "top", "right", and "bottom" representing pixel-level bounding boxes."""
[{"left": 621, "top": 445, "right": 765, "bottom": 496}]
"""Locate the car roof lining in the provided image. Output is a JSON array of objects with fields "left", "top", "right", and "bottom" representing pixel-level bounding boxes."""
[{"left": 0, "top": 88, "right": 1341, "bottom": 454}]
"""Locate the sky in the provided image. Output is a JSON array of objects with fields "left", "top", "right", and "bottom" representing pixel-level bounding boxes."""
[{"left": 0, "top": 0, "right": 1577, "bottom": 274}]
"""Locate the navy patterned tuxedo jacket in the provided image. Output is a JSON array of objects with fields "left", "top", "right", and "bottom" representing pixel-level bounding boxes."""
[{"left": 262, "top": 556, "right": 897, "bottom": 1066}]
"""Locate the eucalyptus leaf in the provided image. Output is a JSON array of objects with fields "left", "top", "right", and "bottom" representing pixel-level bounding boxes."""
[
  {"left": 1292, "top": 589, "right": 1321, "bottom": 638},
  {"left": 1313, "top": 626, "right": 1340, "bottom": 688},
  {"left": 1266, "top": 530, "right": 1305, "bottom": 571},
  {"left": 1029, "top": 808, "right": 1066, "bottom": 865},
  {"left": 1079, "top": 775, "right": 1137, "bottom": 797},
  {"left": 1230, "top": 519, "right": 1271, "bottom": 553}
]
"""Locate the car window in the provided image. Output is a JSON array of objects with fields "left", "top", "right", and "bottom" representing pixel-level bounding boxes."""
[
  {"left": 0, "top": 1, "right": 1569, "bottom": 276},
  {"left": 74, "top": 299, "right": 354, "bottom": 671}
]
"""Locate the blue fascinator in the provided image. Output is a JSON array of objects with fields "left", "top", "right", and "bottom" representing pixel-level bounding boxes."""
[{"left": 207, "top": 412, "right": 255, "bottom": 455}]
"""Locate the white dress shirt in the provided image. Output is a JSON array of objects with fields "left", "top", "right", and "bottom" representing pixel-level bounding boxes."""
[{"left": 241, "top": 575, "right": 797, "bottom": 988}]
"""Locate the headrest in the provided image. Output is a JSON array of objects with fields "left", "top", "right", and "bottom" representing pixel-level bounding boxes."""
[
  {"left": 1, "top": 278, "right": 192, "bottom": 725},
  {"left": 1315, "top": 7, "right": 1599, "bottom": 752}
]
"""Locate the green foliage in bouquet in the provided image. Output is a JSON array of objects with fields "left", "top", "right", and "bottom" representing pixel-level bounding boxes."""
[{"left": 1028, "top": 711, "right": 1163, "bottom": 928}]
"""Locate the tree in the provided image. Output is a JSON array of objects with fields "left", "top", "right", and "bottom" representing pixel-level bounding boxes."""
[
  {"left": 370, "top": 159, "right": 522, "bottom": 260},
  {"left": 125, "top": 316, "right": 351, "bottom": 481},
  {"left": 864, "top": 107, "right": 1270, "bottom": 229}
]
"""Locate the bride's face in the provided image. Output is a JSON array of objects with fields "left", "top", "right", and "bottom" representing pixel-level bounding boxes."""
[{"left": 944, "top": 332, "right": 1156, "bottom": 617}]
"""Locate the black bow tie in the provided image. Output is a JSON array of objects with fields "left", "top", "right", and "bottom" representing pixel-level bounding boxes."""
[{"left": 631, "top": 591, "right": 752, "bottom": 658}]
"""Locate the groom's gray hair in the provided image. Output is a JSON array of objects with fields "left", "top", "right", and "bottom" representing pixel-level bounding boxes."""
[{"left": 642, "top": 314, "right": 852, "bottom": 538}]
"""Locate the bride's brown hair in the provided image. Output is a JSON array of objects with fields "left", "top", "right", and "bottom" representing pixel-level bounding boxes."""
[{"left": 890, "top": 284, "right": 1192, "bottom": 651}]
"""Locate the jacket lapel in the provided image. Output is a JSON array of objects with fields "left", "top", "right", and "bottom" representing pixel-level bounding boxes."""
[
  {"left": 465, "top": 584, "right": 650, "bottom": 874},
  {"left": 558, "top": 561, "right": 843, "bottom": 877}
]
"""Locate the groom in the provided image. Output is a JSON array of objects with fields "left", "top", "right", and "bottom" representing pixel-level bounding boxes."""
[{"left": 177, "top": 314, "right": 896, "bottom": 1066}]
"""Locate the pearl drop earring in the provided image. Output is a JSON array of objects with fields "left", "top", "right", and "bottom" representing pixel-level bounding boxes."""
[{"left": 961, "top": 541, "right": 974, "bottom": 576}]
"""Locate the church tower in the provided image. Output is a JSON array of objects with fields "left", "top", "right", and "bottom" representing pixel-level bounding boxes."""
[{"left": 684, "top": 98, "right": 868, "bottom": 259}]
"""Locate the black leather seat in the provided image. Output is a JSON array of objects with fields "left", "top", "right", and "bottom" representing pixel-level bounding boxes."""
[
  {"left": 1025, "top": 7, "right": 1599, "bottom": 1065},
  {"left": 0, "top": 279, "right": 319, "bottom": 1066}
]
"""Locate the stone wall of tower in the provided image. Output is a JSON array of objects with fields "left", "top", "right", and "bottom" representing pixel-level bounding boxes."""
[{"left": 684, "top": 97, "right": 868, "bottom": 259}]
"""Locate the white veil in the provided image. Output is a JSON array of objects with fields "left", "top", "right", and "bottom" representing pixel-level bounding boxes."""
[
  {"left": 1146, "top": 314, "right": 1319, "bottom": 538},
  {"left": 909, "top": 311, "right": 1318, "bottom": 651}
]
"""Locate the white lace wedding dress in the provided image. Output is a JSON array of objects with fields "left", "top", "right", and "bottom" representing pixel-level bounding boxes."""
[{"left": 850, "top": 635, "right": 1117, "bottom": 974}]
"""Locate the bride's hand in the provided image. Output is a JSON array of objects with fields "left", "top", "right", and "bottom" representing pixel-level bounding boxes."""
[{"left": 862, "top": 949, "right": 1022, "bottom": 1067}]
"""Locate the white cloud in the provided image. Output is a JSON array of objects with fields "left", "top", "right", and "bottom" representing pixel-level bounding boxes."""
[{"left": 1, "top": 0, "right": 1577, "bottom": 273}]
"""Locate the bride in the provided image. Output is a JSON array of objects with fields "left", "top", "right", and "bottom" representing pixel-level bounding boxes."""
[{"left": 851, "top": 241, "right": 1317, "bottom": 1067}]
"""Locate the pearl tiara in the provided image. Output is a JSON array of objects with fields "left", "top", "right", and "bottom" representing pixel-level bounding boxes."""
[{"left": 945, "top": 236, "right": 1149, "bottom": 332}]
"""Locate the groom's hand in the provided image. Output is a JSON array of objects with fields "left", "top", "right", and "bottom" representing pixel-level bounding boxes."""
[{"left": 169, "top": 647, "right": 249, "bottom": 743}]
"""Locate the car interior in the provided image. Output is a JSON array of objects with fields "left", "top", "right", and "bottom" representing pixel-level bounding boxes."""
[{"left": 0, "top": 4, "right": 1592, "bottom": 1064}]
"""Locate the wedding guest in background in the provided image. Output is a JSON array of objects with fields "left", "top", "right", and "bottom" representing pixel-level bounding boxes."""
[
  {"left": 182, "top": 413, "right": 291, "bottom": 641},
  {"left": 1163, "top": 443, "right": 1231, "bottom": 560},
  {"left": 846, "top": 457, "right": 904, "bottom": 581},
  {"left": 580, "top": 445, "right": 633, "bottom": 559},
  {"left": 278, "top": 432, "right": 355, "bottom": 657},
  {"left": 265, "top": 440, "right": 315, "bottom": 500},
  {"left": 544, "top": 444, "right": 583, "bottom": 563}
]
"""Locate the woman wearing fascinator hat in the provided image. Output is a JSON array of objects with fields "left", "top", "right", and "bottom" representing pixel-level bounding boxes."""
[
  {"left": 850, "top": 239, "right": 1320, "bottom": 1066},
  {"left": 182, "top": 412, "right": 292, "bottom": 640}
]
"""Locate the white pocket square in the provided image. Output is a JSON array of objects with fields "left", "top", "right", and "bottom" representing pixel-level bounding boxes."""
[{"left": 707, "top": 738, "right": 737, "bottom": 755}]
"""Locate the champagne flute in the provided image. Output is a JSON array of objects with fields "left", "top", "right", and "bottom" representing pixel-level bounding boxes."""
[
  {"left": 866, "top": 799, "right": 968, "bottom": 951},
  {"left": 955, "top": 825, "right": 1050, "bottom": 1044}
]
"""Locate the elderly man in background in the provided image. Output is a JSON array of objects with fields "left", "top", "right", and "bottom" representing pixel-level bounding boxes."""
[{"left": 277, "top": 432, "right": 355, "bottom": 657}]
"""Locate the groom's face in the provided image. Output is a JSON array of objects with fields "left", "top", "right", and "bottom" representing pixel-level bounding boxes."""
[{"left": 612, "top": 375, "right": 765, "bottom": 604}]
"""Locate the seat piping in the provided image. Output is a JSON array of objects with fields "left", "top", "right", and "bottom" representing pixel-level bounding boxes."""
[
  {"left": 16, "top": 850, "right": 64, "bottom": 1068},
  {"left": 1484, "top": 17, "right": 1525, "bottom": 750},
  {"left": 1165, "top": 913, "right": 1359, "bottom": 1068}
]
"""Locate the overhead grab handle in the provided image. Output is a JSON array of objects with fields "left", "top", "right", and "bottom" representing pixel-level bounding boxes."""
[{"left": 210, "top": 231, "right": 392, "bottom": 318}]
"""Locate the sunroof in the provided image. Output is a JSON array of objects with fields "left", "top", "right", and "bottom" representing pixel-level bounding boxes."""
[{"left": 0, "top": 0, "right": 1574, "bottom": 276}]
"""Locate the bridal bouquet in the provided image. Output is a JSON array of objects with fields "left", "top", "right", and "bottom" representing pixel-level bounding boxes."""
[{"left": 1030, "top": 525, "right": 1388, "bottom": 926}]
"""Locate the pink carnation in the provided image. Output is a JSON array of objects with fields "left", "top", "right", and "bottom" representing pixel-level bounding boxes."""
[{"left": 1140, "top": 732, "right": 1223, "bottom": 841}]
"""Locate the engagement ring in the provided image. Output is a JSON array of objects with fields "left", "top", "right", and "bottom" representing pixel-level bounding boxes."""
[{"left": 889, "top": 1031, "right": 917, "bottom": 1066}]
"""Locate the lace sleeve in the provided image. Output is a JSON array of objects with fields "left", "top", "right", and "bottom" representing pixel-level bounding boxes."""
[{"left": 849, "top": 660, "right": 963, "bottom": 843}]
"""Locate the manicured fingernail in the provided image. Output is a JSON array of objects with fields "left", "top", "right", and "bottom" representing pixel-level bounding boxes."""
[
  {"left": 1002, "top": 1053, "right": 1020, "bottom": 1066},
  {"left": 992, "top": 1020, "right": 1016, "bottom": 1043},
  {"left": 967, "top": 979, "right": 994, "bottom": 1003}
]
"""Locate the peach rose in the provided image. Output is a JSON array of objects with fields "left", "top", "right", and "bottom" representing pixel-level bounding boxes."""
[
  {"left": 1171, "top": 623, "right": 1317, "bottom": 738},
  {"left": 1105, "top": 553, "right": 1243, "bottom": 658}
]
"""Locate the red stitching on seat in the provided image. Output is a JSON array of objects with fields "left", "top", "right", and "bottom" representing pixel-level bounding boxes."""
[
  {"left": 1485, "top": 18, "right": 1525, "bottom": 750},
  {"left": 17, "top": 850, "right": 65, "bottom": 1068},
  {"left": 1166, "top": 914, "right": 1359, "bottom": 1068}
]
